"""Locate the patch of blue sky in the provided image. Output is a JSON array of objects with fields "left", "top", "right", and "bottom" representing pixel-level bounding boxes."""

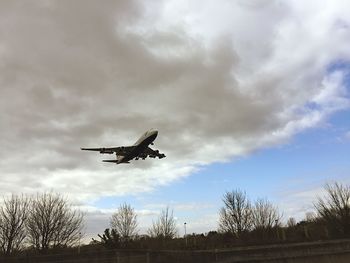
[
  {"left": 222, "top": 114, "right": 343, "bottom": 211},
  {"left": 94, "top": 101, "right": 350, "bottom": 224},
  {"left": 327, "top": 60, "right": 350, "bottom": 95},
  {"left": 94, "top": 108, "right": 350, "bottom": 215},
  {"left": 327, "top": 60, "right": 350, "bottom": 80},
  {"left": 325, "top": 59, "right": 350, "bottom": 134},
  {"left": 162, "top": 109, "right": 350, "bottom": 207},
  {"left": 303, "top": 101, "right": 322, "bottom": 112},
  {"left": 295, "top": 61, "right": 350, "bottom": 116}
]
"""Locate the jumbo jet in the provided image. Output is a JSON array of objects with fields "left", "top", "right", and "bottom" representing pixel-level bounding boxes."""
[{"left": 81, "top": 129, "right": 166, "bottom": 164}]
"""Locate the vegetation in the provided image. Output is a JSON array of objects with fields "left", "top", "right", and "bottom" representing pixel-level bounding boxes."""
[
  {"left": 1, "top": 182, "right": 350, "bottom": 256},
  {"left": 251, "top": 198, "right": 282, "bottom": 240},
  {"left": 148, "top": 207, "right": 178, "bottom": 239},
  {"left": 219, "top": 189, "right": 252, "bottom": 237},
  {"left": 218, "top": 190, "right": 281, "bottom": 240},
  {"left": 314, "top": 182, "right": 350, "bottom": 237},
  {"left": 0, "top": 192, "right": 84, "bottom": 255},
  {"left": 94, "top": 228, "right": 120, "bottom": 248},
  {"left": 0, "top": 194, "right": 28, "bottom": 255},
  {"left": 26, "top": 193, "right": 83, "bottom": 250},
  {"left": 110, "top": 203, "right": 138, "bottom": 240}
]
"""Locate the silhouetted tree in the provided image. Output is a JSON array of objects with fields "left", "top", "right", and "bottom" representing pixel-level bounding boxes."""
[
  {"left": 95, "top": 228, "right": 120, "bottom": 248},
  {"left": 148, "top": 207, "right": 177, "bottom": 239},
  {"left": 252, "top": 199, "right": 284, "bottom": 240},
  {"left": 26, "top": 192, "right": 84, "bottom": 250},
  {"left": 110, "top": 203, "right": 138, "bottom": 240},
  {"left": 287, "top": 217, "right": 296, "bottom": 228},
  {"left": 252, "top": 198, "right": 281, "bottom": 230},
  {"left": 0, "top": 194, "right": 28, "bottom": 255},
  {"left": 315, "top": 182, "right": 350, "bottom": 237},
  {"left": 219, "top": 190, "right": 252, "bottom": 237},
  {"left": 305, "top": 211, "right": 316, "bottom": 222}
]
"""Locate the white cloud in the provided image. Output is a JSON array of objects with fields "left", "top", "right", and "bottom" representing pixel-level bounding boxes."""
[
  {"left": 79, "top": 204, "right": 161, "bottom": 241},
  {"left": 276, "top": 187, "right": 324, "bottom": 222},
  {"left": 275, "top": 173, "right": 350, "bottom": 224},
  {"left": 143, "top": 202, "right": 214, "bottom": 212}
]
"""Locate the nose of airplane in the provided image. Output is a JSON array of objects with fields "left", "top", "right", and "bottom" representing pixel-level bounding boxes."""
[{"left": 147, "top": 129, "right": 158, "bottom": 138}]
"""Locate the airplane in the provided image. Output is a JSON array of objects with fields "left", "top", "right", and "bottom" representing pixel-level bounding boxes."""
[{"left": 81, "top": 129, "right": 166, "bottom": 164}]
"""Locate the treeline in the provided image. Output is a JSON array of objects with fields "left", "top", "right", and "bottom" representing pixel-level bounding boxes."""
[
  {"left": 93, "top": 182, "right": 350, "bottom": 250},
  {"left": 0, "top": 193, "right": 83, "bottom": 256},
  {"left": 1, "top": 182, "right": 350, "bottom": 256}
]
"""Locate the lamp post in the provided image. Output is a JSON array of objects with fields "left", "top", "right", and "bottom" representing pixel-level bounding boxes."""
[
  {"left": 275, "top": 220, "right": 279, "bottom": 240},
  {"left": 184, "top": 222, "right": 187, "bottom": 247},
  {"left": 78, "top": 232, "right": 81, "bottom": 254}
]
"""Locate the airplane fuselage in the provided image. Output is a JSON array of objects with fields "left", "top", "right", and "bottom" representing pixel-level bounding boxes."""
[{"left": 117, "top": 129, "right": 158, "bottom": 164}]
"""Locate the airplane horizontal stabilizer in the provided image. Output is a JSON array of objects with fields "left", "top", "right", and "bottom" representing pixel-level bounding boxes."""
[{"left": 102, "top": 160, "right": 130, "bottom": 164}]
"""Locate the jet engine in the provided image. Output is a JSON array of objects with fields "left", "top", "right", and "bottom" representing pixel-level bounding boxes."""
[{"left": 100, "top": 148, "right": 114, "bottom": 154}]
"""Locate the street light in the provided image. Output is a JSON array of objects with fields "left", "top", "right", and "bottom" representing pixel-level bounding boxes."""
[
  {"left": 275, "top": 220, "right": 279, "bottom": 240},
  {"left": 78, "top": 232, "right": 81, "bottom": 254},
  {"left": 184, "top": 222, "right": 187, "bottom": 247}
]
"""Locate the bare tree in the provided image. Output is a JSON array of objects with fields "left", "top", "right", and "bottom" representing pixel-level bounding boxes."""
[
  {"left": 148, "top": 207, "right": 177, "bottom": 239},
  {"left": 305, "top": 211, "right": 316, "bottom": 222},
  {"left": 219, "top": 190, "right": 252, "bottom": 237},
  {"left": 26, "top": 192, "right": 84, "bottom": 250},
  {"left": 110, "top": 203, "right": 138, "bottom": 240},
  {"left": 0, "top": 194, "right": 29, "bottom": 255},
  {"left": 315, "top": 182, "right": 350, "bottom": 236},
  {"left": 287, "top": 217, "right": 297, "bottom": 228},
  {"left": 252, "top": 198, "right": 282, "bottom": 230}
]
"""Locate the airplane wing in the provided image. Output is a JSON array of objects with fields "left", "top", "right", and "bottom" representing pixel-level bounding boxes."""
[
  {"left": 144, "top": 147, "right": 166, "bottom": 159},
  {"left": 81, "top": 146, "right": 135, "bottom": 156}
]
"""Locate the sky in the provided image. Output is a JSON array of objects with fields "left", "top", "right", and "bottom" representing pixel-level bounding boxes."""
[{"left": 0, "top": 0, "right": 350, "bottom": 242}]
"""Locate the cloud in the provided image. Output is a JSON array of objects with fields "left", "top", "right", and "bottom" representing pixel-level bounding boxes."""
[
  {"left": 81, "top": 204, "right": 168, "bottom": 241},
  {"left": 143, "top": 202, "right": 214, "bottom": 212},
  {"left": 0, "top": 0, "right": 349, "bottom": 204},
  {"left": 276, "top": 187, "right": 324, "bottom": 222},
  {"left": 344, "top": 131, "right": 350, "bottom": 141},
  {"left": 275, "top": 173, "right": 350, "bottom": 223}
]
